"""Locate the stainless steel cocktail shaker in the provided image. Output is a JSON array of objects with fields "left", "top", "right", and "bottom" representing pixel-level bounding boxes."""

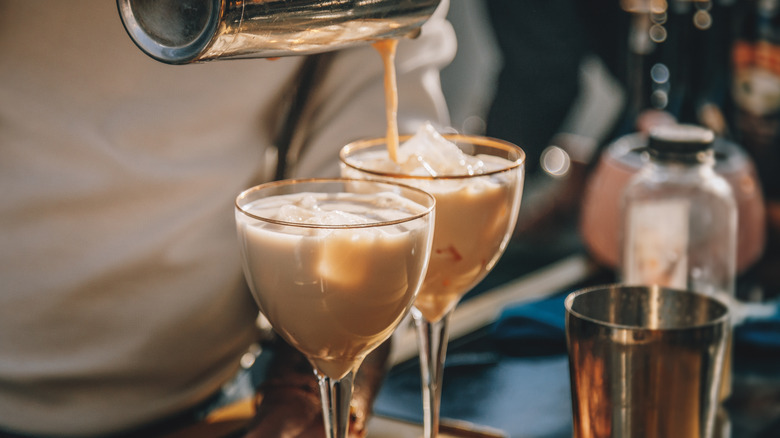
[{"left": 117, "top": 0, "right": 441, "bottom": 64}]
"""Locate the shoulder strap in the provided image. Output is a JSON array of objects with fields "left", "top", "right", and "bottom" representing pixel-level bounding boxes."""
[{"left": 272, "top": 53, "right": 336, "bottom": 180}]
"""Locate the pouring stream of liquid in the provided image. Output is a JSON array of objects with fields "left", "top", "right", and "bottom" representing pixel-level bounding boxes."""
[{"left": 372, "top": 39, "right": 400, "bottom": 163}]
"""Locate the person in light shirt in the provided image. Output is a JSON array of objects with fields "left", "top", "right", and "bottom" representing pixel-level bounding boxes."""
[{"left": 0, "top": 1, "right": 455, "bottom": 436}]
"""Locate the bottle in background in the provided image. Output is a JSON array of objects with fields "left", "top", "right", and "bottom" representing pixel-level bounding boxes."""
[
  {"left": 620, "top": 124, "right": 738, "bottom": 297},
  {"left": 731, "top": 0, "right": 780, "bottom": 292}
]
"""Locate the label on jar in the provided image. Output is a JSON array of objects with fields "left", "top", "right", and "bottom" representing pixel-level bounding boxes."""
[{"left": 624, "top": 199, "right": 690, "bottom": 289}]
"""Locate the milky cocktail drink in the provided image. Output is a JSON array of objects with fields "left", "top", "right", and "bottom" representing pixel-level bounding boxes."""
[
  {"left": 340, "top": 125, "right": 525, "bottom": 438},
  {"left": 235, "top": 179, "right": 435, "bottom": 438}
]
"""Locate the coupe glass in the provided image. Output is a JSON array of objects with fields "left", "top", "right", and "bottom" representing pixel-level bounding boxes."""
[
  {"left": 340, "top": 135, "right": 525, "bottom": 437},
  {"left": 235, "top": 178, "right": 435, "bottom": 438}
]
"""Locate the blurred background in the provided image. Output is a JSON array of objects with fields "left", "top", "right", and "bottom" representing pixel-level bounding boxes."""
[{"left": 441, "top": 0, "right": 780, "bottom": 301}]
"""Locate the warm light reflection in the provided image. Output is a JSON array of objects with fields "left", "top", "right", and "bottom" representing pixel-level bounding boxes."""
[
  {"left": 541, "top": 145, "right": 571, "bottom": 178},
  {"left": 649, "top": 23, "right": 667, "bottom": 43},
  {"left": 693, "top": 10, "right": 712, "bottom": 29},
  {"left": 652, "top": 89, "right": 669, "bottom": 108},
  {"left": 621, "top": 0, "right": 667, "bottom": 14},
  {"left": 460, "top": 116, "right": 487, "bottom": 136}
]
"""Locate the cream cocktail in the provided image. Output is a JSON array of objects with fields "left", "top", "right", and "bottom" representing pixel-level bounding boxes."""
[
  {"left": 341, "top": 124, "right": 525, "bottom": 321},
  {"left": 235, "top": 179, "right": 435, "bottom": 438},
  {"left": 340, "top": 125, "right": 525, "bottom": 438}
]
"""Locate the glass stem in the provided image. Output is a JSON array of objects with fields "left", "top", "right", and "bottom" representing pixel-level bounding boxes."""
[
  {"left": 316, "top": 369, "right": 355, "bottom": 438},
  {"left": 413, "top": 308, "right": 453, "bottom": 438}
]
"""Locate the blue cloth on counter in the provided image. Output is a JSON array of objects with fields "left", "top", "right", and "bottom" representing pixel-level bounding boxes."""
[
  {"left": 491, "top": 292, "right": 780, "bottom": 358},
  {"left": 735, "top": 302, "right": 780, "bottom": 357},
  {"left": 490, "top": 293, "right": 569, "bottom": 357}
]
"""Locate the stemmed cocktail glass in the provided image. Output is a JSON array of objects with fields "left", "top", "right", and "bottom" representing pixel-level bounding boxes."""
[
  {"left": 235, "top": 178, "right": 435, "bottom": 438},
  {"left": 340, "top": 134, "right": 525, "bottom": 437}
]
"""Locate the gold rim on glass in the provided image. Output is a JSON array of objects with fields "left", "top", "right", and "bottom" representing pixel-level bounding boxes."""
[
  {"left": 564, "top": 283, "right": 731, "bottom": 331},
  {"left": 235, "top": 177, "right": 436, "bottom": 228},
  {"left": 339, "top": 134, "right": 526, "bottom": 180}
]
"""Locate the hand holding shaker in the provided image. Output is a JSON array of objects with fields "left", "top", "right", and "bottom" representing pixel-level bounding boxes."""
[
  {"left": 566, "top": 285, "right": 730, "bottom": 438},
  {"left": 116, "top": 0, "right": 441, "bottom": 64}
]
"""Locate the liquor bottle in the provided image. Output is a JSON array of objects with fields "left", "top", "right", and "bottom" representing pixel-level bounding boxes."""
[
  {"left": 611, "top": 0, "right": 687, "bottom": 137},
  {"left": 620, "top": 124, "right": 737, "bottom": 298},
  {"left": 611, "top": 0, "right": 737, "bottom": 136},
  {"left": 731, "top": 0, "right": 780, "bottom": 291},
  {"left": 731, "top": 0, "right": 780, "bottom": 172}
]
